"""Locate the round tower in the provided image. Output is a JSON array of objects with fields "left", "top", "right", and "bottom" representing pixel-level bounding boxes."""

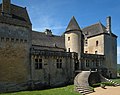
[{"left": 65, "top": 16, "right": 83, "bottom": 59}]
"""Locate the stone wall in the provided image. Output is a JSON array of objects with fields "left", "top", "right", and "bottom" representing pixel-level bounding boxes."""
[
  {"left": 104, "top": 34, "right": 117, "bottom": 78},
  {"left": 0, "top": 23, "right": 31, "bottom": 91},
  {"left": 84, "top": 34, "right": 104, "bottom": 55},
  {"left": 84, "top": 33, "right": 117, "bottom": 78},
  {"left": 30, "top": 50, "right": 76, "bottom": 88}
]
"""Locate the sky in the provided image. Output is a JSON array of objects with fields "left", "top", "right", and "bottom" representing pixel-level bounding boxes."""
[{"left": 1, "top": 0, "right": 120, "bottom": 63}]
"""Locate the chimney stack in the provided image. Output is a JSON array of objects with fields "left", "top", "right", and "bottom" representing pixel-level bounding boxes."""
[
  {"left": 2, "top": 0, "right": 11, "bottom": 15},
  {"left": 106, "top": 16, "right": 111, "bottom": 33}
]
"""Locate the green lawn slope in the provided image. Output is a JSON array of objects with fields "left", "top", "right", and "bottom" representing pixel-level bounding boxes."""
[{"left": 0, "top": 85, "right": 80, "bottom": 95}]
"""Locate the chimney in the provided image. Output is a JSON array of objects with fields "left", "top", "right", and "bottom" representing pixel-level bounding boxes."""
[
  {"left": 2, "top": 0, "right": 11, "bottom": 15},
  {"left": 44, "top": 29, "right": 52, "bottom": 36},
  {"left": 106, "top": 16, "right": 111, "bottom": 33}
]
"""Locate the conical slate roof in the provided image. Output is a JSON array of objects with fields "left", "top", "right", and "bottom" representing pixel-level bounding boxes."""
[{"left": 66, "top": 16, "right": 81, "bottom": 32}]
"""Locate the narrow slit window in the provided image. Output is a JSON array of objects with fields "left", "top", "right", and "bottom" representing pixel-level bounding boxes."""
[
  {"left": 96, "top": 41, "right": 98, "bottom": 46},
  {"left": 68, "top": 48, "right": 70, "bottom": 52}
]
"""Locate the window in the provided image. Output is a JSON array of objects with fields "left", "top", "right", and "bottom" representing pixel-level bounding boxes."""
[
  {"left": 95, "top": 51, "right": 97, "bottom": 54},
  {"left": 20, "top": 39, "right": 23, "bottom": 43},
  {"left": 16, "top": 39, "right": 19, "bottom": 42},
  {"left": 96, "top": 41, "right": 98, "bottom": 46},
  {"left": 11, "top": 38, "right": 14, "bottom": 42},
  {"left": 85, "top": 32, "right": 88, "bottom": 35},
  {"left": 56, "top": 59, "right": 62, "bottom": 68},
  {"left": 68, "top": 37, "right": 70, "bottom": 41},
  {"left": 9, "top": 30, "right": 11, "bottom": 34},
  {"left": 85, "top": 39, "right": 88, "bottom": 46},
  {"left": 96, "top": 60, "right": 99, "bottom": 67},
  {"left": 1, "top": 37, "right": 4, "bottom": 41},
  {"left": 6, "top": 38, "right": 9, "bottom": 42},
  {"left": 35, "top": 58, "right": 42, "bottom": 69},
  {"left": 68, "top": 48, "right": 70, "bottom": 52},
  {"left": 24, "top": 40, "right": 27, "bottom": 43},
  {"left": 86, "top": 60, "right": 89, "bottom": 67}
]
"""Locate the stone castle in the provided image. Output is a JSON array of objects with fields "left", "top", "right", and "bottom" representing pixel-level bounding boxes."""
[{"left": 0, "top": 0, "right": 117, "bottom": 92}]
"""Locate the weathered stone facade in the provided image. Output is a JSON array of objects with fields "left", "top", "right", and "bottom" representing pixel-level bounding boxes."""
[{"left": 0, "top": 0, "right": 117, "bottom": 93}]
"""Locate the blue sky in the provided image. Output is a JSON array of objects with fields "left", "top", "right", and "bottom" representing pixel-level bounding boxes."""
[{"left": 1, "top": 0, "right": 120, "bottom": 63}]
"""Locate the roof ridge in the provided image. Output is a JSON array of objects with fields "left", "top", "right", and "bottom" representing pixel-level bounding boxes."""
[
  {"left": 98, "top": 22, "right": 105, "bottom": 33},
  {"left": 82, "top": 22, "right": 100, "bottom": 30},
  {"left": 11, "top": 4, "right": 26, "bottom": 9}
]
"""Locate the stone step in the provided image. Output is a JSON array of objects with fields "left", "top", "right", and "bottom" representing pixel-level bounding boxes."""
[{"left": 76, "top": 86, "right": 94, "bottom": 95}]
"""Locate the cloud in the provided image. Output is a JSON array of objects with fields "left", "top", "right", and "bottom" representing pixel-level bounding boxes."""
[
  {"left": 27, "top": 0, "right": 69, "bottom": 35},
  {"left": 32, "top": 15, "right": 66, "bottom": 35}
]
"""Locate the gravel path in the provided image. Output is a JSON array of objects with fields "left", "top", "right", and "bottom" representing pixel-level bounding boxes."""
[{"left": 87, "top": 86, "right": 120, "bottom": 95}]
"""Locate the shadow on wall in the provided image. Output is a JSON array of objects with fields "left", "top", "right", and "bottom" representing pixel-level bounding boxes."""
[{"left": 88, "top": 72, "right": 101, "bottom": 86}]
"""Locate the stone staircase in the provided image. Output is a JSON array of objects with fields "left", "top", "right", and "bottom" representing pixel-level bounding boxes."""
[
  {"left": 74, "top": 71, "right": 120, "bottom": 95},
  {"left": 75, "top": 86, "right": 94, "bottom": 95},
  {"left": 100, "top": 74, "right": 120, "bottom": 86},
  {"left": 74, "top": 71, "right": 94, "bottom": 95}
]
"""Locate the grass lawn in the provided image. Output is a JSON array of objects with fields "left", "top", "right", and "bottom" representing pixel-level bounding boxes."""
[{"left": 0, "top": 85, "right": 80, "bottom": 95}]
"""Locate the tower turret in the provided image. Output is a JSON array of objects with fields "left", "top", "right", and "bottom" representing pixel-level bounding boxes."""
[{"left": 65, "top": 16, "right": 83, "bottom": 58}]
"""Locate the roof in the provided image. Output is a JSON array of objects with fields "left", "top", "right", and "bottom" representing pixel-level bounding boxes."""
[
  {"left": 65, "top": 16, "right": 81, "bottom": 33},
  {"left": 32, "top": 31, "right": 65, "bottom": 49},
  {"left": 0, "top": 4, "right": 31, "bottom": 28},
  {"left": 82, "top": 22, "right": 117, "bottom": 38}
]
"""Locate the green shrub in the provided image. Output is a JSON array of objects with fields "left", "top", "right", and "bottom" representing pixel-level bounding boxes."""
[
  {"left": 92, "top": 82, "right": 114, "bottom": 87},
  {"left": 101, "top": 82, "right": 114, "bottom": 86},
  {"left": 92, "top": 83, "right": 101, "bottom": 87}
]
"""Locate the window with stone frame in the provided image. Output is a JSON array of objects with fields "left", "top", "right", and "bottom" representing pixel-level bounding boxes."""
[
  {"left": 20, "top": 39, "right": 23, "bottom": 43},
  {"left": 1, "top": 37, "right": 4, "bottom": 42},
  {"left": 86, "top": 60, "right": 89, "bottom": 67},
  {"left": 6, "top": 38, "right": 9, "bottom": 42},
  {"left": 96, "top": 60, "right": 99, "bottom": 67},
  {"left": 35, "top": 58, "right": 42, "bottom": 69},
  {"left": 96, "top": 40, "right": 98, "bottom": 46},
  {"left": 11, "top": 38, "right": 14, "bottom": 42},
  {"left": 56, "top": 59, "right": 62, "bottom": 68},
  {"left": 68, "top": 48, "right": 70, "bottom": 52},
  {"left": 24, "top": 39, "right": 27, "bottom": 43},
  {"left": 16, "top": 39, "right": 19, "bottom": 42},
  {"left": 85, "top": 39, "right": 88, "bottom": 46},
  {"left": 68, "top": 37, "right": 70, "bottom": 41}
]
